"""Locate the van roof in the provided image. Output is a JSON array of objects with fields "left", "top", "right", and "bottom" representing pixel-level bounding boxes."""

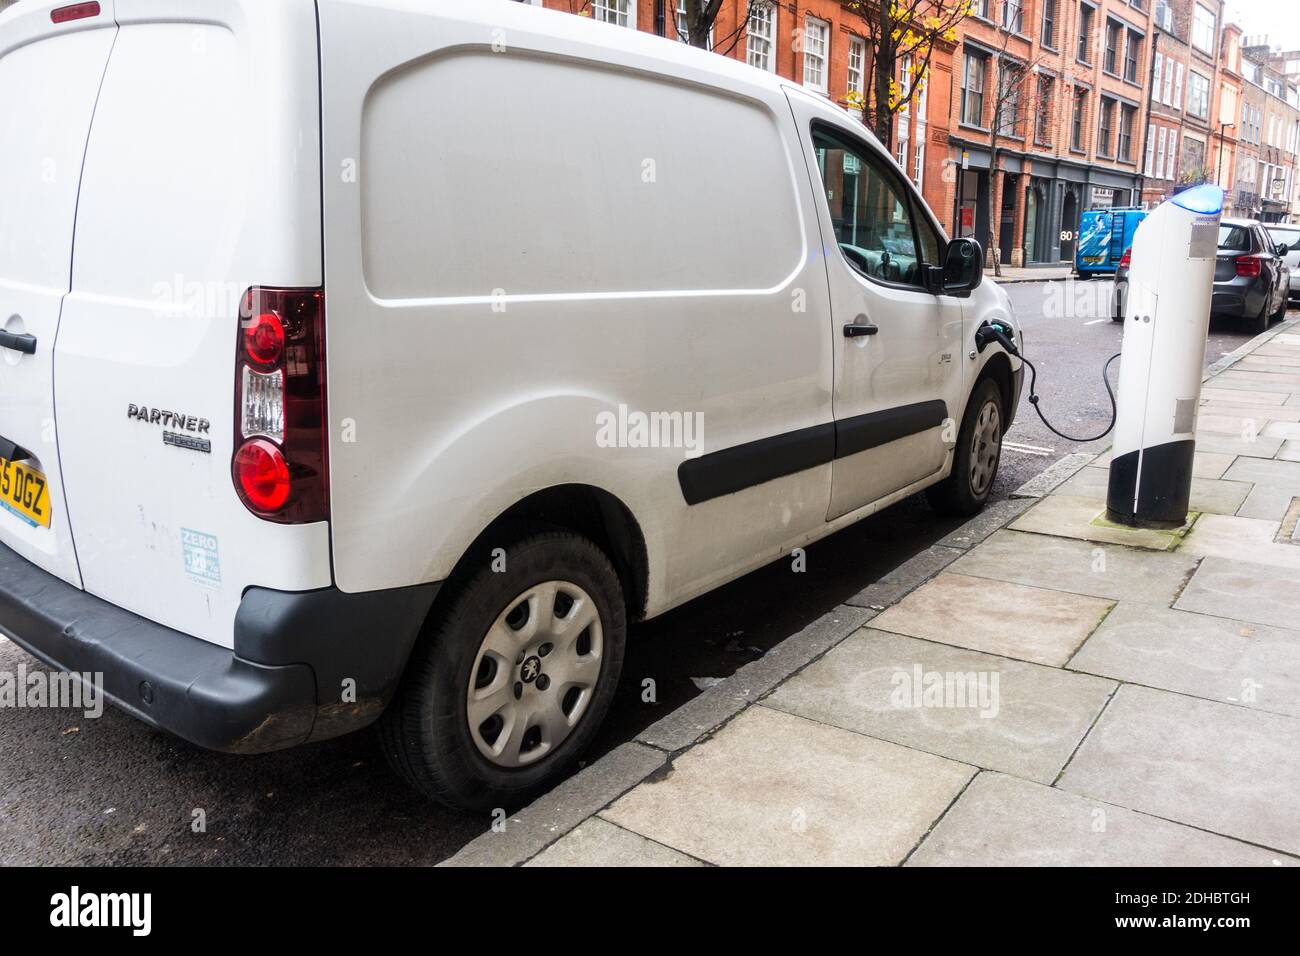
[{"left": 372, "top": 0, "right": 857, "bottom": 117}]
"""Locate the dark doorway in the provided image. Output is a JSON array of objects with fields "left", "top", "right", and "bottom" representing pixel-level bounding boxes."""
[
  {"left": 1060, "top": 188, "right": 1078, "bottom": 262},
  {"left": 998, "top": 173, "right": 1017, "bottom": 266}
]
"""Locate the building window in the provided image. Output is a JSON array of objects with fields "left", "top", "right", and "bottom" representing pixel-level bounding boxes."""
[
  {"left": 803, "top": 17, "right": 829, "bottom": 93},
  {"left": 847, "top": 35, "right": 865, "bottom": 98},
  {"left": 1123, "top": 31, "right": 1142, "bottom": 83},
  {"left": 1188, "top": 71, "right": 1209, "bottom": 119},
  {"left": 1155, "top": 1, "right": 1173, "bottom": 31},
  {"left": 913, "top": 139, "right": 926, "bottom": 189},
  {"left": 1103, "top": 19, "right": 1122, "bottom": 75},
  {"left": 1035, "top": 74, "right": 1054, "bottom": 145},
  {"left": 1166, "top": 129, "right": 1177, "bottom": 179},
  {"left": 1174, "top": 63, "right": 1184, "bottom": 110},
  {"left": 1077, "top": 4, "right": 1094, "bottom": 64},
  {"left": 997, "top": 62, "right": 1024, "bottom": 136},
  {"left": 1193, "top": 3, "right": 1216, "bottom": 55},
  {"left": 1042, "top": 0, "right": 1057, "bottom": 47},
  {"left": 1072, "top": 86, "right": 1087, "bottom": 150},
  {"left": 1155, "top": 126, "right": 1167, "bottom": 179},
  {"left": 1152, "top": 52, "right": 1164, "bottom": 104},
  {"left": 962, "top": 51, "right": 987, "bottom": 127},
  {"left": 1118, "top": 103, "right": 1136, "bottom": 161},
  {"left": 1098, "top": 97, "right": 1115, "bottom": 155},
  {"left": 591, "top": 0, "right": 633, "bottom": 28},
  {"left": 1002, "top": 0, "right": 1024, "bottom": 33},
  {"left": 746, "top": 3, "right": 776, "bottom": 72},
  {"left": 1144, "top": 123, "right": 1156, "bottom": 175}
]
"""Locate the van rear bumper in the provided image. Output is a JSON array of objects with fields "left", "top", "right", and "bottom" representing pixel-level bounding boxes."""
[{"left": 0, "top": 540, "right": 438, "bottom": 754}]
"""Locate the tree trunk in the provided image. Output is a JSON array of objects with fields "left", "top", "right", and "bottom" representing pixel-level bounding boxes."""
[
  {"left": 987, "top": 146, "right": 1003, "bottom": 278},
  {"left": 872, "top": 0, "right": 895, "bottom": 150}
]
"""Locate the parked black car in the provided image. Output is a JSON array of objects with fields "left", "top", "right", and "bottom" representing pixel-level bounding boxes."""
[{"left": 1213, "top": 218, "right": 1290, "bottom": 333}]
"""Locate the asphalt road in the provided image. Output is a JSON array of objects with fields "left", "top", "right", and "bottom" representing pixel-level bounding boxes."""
[{"left": 0, "top": 280, "right": 1275, "bottom": 865}]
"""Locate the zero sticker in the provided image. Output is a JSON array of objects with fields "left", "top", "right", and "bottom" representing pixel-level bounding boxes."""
[{"left": 182, "top": 528, "right": 221, "bottom": 587}]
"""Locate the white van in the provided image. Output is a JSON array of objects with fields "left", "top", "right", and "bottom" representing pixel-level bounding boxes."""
[{"left": 0, "top": 0, "right": 1020, "bottom": 810}]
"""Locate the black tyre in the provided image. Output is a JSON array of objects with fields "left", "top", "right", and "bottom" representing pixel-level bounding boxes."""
[
  {"left": 378, "top": 530, "right": 626, "bottom": 812},
  {"left": 927, "top": 379, "right": 1004, "bottom": 517},
  {"left": 1253, "top": 295, "right": 1271, "bottom": 335}
]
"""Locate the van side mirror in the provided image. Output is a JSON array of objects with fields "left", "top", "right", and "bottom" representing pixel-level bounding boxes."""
[
  {"left": 1276, "top": 242, "right": 1290, "bottom": 258},
  {"left": 941, "top": 238, "right": 983, "bottom": 297}
]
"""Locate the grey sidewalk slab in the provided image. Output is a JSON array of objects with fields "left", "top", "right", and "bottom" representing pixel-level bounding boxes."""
[
  {"left": 1237, "top": 483, "right": 1298, "bottom": 522},
  {"left": 764, "top": 629, "right": 1115, "bottom": 784},
  {"left": 1193, "top": 432, "right": 1283, "bottom": 459},
  {"left": 1056, "top": 465, "right": 1250, "bottom": 517},
  {"left": 908, "top": 772, "right": 1292, "bottom": 866},
  {"left": 949, "top": 529, "right": 1200, "bottom": 606},
  {"left": 1174, "top": 556, "right": 1300, "bottom": 632},
  {"left": 635, "top": 603, "right": 877, "bottom": 753},
  {"left": 1009, "top": 494, "right": 1190, "bottom": 551},
  {"left": 871, "top": 572, "right": 1114, "bottom": 666},
  {"left": 601, "top": 705, "right": 974, "bottom": 866},
  {"left": 525, "top": 818, "right": 704, "bottom": 867},
  {"left": 1200, "top": 387, "right": 1291, "bottom": 405},
  {"left": 1069, "top": 602, "right": 1300, "bottom": 717},
  {"left": 843, "top": 545, "right": 965, "bottom": 609},
  {"left": 1059, "top": 684, "right": 1300, "bottom": 855},
  {"left": 1180, "top": 513, "right": 1300, "bottom": 571}
]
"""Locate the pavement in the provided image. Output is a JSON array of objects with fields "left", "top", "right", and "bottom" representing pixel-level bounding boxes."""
[
  {"left": 991, "top": 264, "right": 1075, "bottom": 283},
  {"left": 445, "top": 318, "right": 1300, "bottom": 867}
]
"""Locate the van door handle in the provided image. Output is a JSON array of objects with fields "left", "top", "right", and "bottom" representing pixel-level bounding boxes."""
[
  {"left": 0, "top": 330, "right": 37, "bottom": 355},
  {"left": 843, "top": 321, "right": 878, "bottom": 337}
]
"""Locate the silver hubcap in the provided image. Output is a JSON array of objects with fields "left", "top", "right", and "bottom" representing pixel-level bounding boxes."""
[
  {"left": 969, "top": 400, "right": 1001, "bottom": 497},
  {"left": 466, "top": 580, "right": 603, "bottom": 768}
]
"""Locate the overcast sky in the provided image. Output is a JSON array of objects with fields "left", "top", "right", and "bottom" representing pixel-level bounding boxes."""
[{"left": 1225, "top": 0, "right": 1300, "bottom": 52}]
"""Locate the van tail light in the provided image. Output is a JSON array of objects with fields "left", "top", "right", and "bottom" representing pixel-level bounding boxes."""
[
  {"left": 1119, "top": 248, "right": 1132, "bottom": 270},
  {"left": 233, "top": 287, "right": 328, "bottom": 523},
  {"left": 1235, "top": 256, "right": 1261, "bottom": 278}
]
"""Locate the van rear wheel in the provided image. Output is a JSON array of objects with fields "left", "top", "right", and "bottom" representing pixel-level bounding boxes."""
[
  {"left": 926, "top": 379, "right": 1003, "bottom": 517},
  {"left": 378, "top": 530, "right": 626, "bottom": 812}
]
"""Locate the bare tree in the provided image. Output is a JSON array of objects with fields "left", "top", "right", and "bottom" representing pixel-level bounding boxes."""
[
  {"left": 676, "top": 1, "right": 765, "bottom": 54},
  {"left": 848, "top": 0, "right": 971, "bottom": 151},
  {"left": 980, "top": 0, "right": 1049, "bottom": 276}
]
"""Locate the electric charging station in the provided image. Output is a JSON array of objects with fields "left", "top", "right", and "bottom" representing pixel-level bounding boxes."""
[{"left": 1105, "top": 184, "right": 1224, "bottom": 528}]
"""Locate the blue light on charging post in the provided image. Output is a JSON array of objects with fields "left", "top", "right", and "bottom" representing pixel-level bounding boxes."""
[{"left": 1170, "top": 183, "right": 1225, "bottom": 216}]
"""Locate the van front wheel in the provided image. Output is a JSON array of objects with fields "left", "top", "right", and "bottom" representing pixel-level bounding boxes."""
[
  {"left": 927, "top": 379, "right": 1004, "bottom": 517},
  {"left": 378, "top": 530, "right": 626, "bottom": 812}
]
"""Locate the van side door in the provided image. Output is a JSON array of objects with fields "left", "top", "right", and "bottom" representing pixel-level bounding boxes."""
[{"left": 785, "top": 91, "right": 964, "bottom": 520}]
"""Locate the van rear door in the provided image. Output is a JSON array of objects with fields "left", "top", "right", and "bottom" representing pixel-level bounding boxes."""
[
  {"left": 51, "top": 0, "right": 331, "bottom": 647},
  {"left": 0, "top": 1, "right": 118, "bottom": 587}
]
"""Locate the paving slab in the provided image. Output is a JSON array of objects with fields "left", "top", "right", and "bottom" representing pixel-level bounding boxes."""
[
  {"left": 870, "top": 572, "right": 1114, "bottom": 666},
  {"left": 526, "top": 818, "right": 705, "bottom": 867},
  {"left": 1278, "top": 440, "right": 1300, "bottom": 462},
  {"left": 908, "top": 772, "right": 1292, "bottom": 866},
  {"left": 1195, "top": 431, "right": 1283, "bottom": 458},
  {"left": 1210, "top": 372, "right": 1300, "bottom": 393},
  {"left": 1180, "top": 513, "right": 1300, "bottom": 571},
  {"left": 1069, "top": 602, "right": 1300, "bottom": 717},
  {"left": 1222, "top": 454, "right": 1300, "bottom": 488},
  {"left": 1200, "top": 387, "right": 1290, "bottom": 405},
  {"left": 1174, "top": 556, "right": 1300, "bottom": 632},
  {"left": 949, "top": 528, "right": 1199, "bottom": 606},
  {"left": 1236, "top": 483, "right": 1296, "bottom": 521},
  {"left": 1009, "top": 494, "right": 1190, "bottom": 551},
  {"left": 1264, "top": 422, "right": 1300, "bottom": 439},
  {"left": 602, "top": 705, "right": 974, "bottom": 866},
  {"left": 1235, "top": 359, "right": 1300, "bottom": 375},
  {"left": 1201, "top": 402, "right": 1300, "bottom": 423},
  {"left": 1057, "top": 465, "right": 1249, "bottom": 516},
  {"left": 765, "top": 629, "right": 1115, "bottom": 784},
  {"left": 1059, "top": 684, "right": 1300, "bottom": 855}
]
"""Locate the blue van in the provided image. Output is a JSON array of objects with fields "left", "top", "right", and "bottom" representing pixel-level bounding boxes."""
[{"left": 1075, "top": 207, "right": 1146, "bottom": 277}]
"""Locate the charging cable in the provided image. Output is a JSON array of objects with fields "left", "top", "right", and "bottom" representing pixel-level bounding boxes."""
[{"left": 976, "top": 320, "right": 1122, "bottom": 444}]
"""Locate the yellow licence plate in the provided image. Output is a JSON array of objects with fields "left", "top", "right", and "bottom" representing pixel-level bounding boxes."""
[{"left": 0, "top": 457, "right": 51, "bottom": 529}]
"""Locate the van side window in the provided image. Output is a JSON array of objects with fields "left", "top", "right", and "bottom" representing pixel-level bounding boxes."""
[{"left": 812, "top": 128, "right": 929, "bottom": 288}]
